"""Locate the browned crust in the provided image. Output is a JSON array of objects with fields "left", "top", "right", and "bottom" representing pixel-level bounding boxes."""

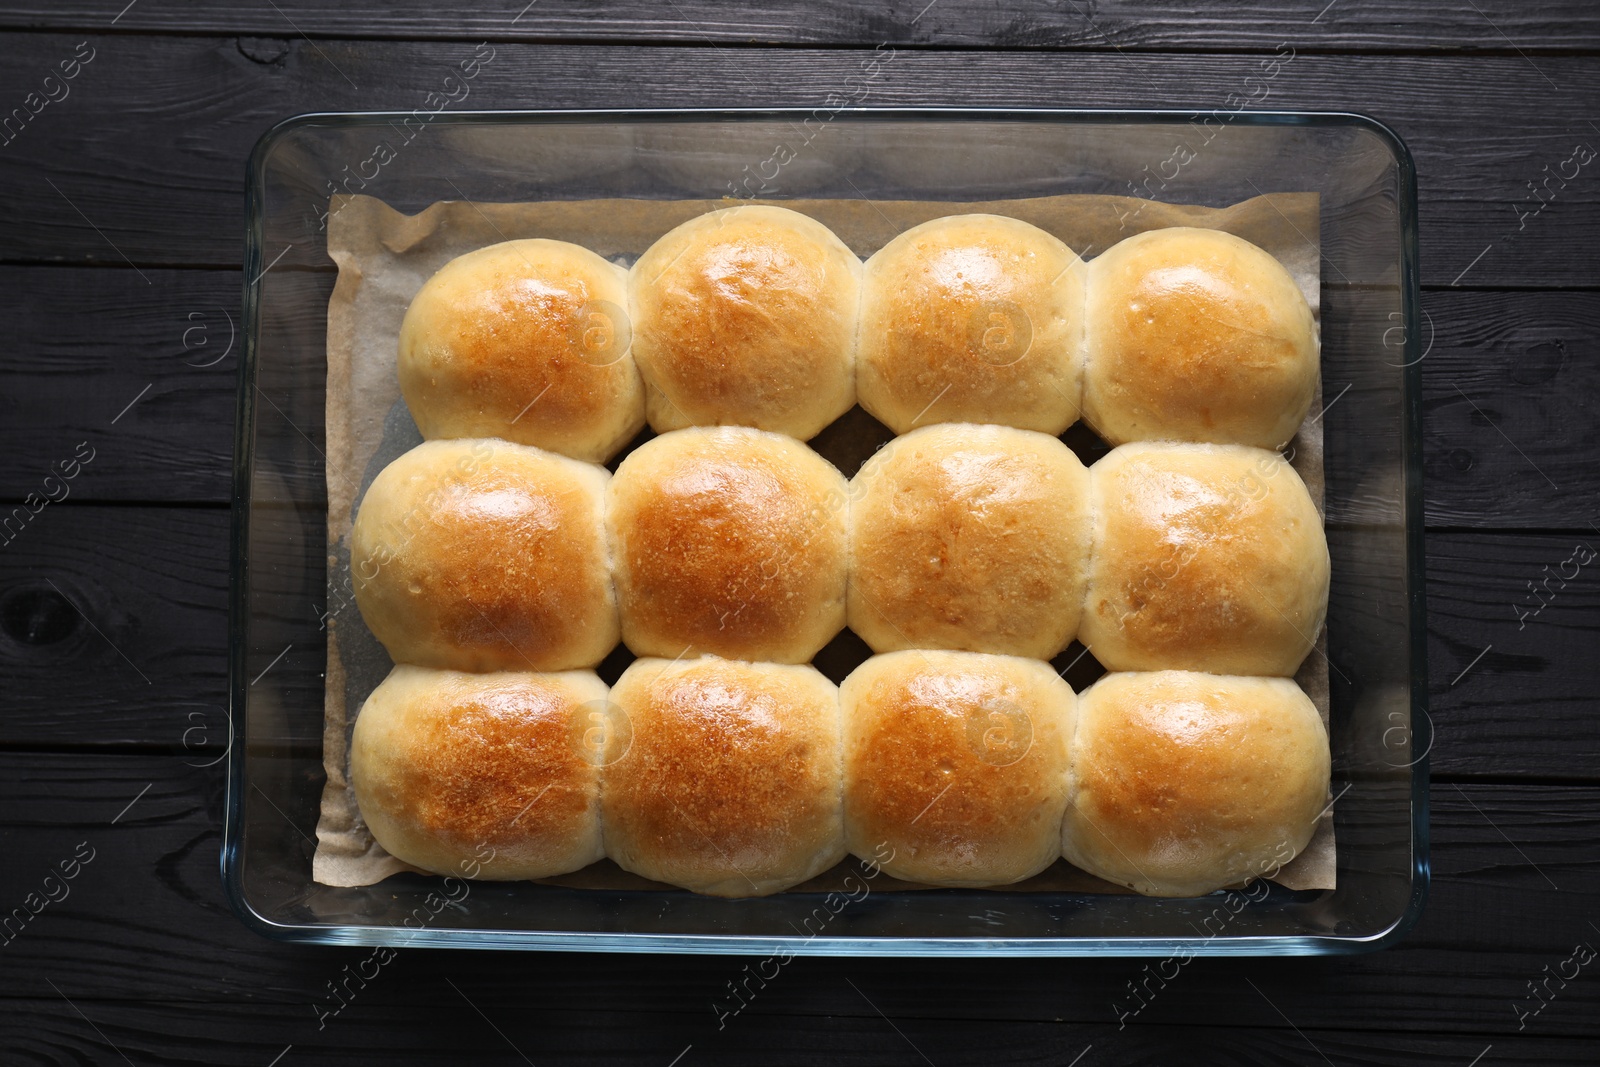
[
  {"left": 1083, "top": 227, "right": 1317, "bottom": 448},
  {"left": 398, "top": 239, "right": 643, "bottom": 462},
  {"left": 842, "top": 651, "right": 1074, "bottom": 886},
  {"left": 1081, "top": 443, "right": 1328, "bottom": 676},
  {"left": 608, "top": 428, "right": 847, "bottom": 662},
  {"left": 858, "top": 215, "right": 1083, "bottom": 435},
  {"left": 1064, "top": 671, "right": 1329, "bottom": 896},
  {"left": 351, "top": 440, "right": 616, "bottom": 672},
  {"left": 847, "top": 424, "right": 1091, "bottom": 658},
  {"left": 350, "top": 667, "right": 604, "bottom": 878},
  {"left": 603, "top": 658, "right": 843, "bottom": 895},
  {"left": 629, "top": 206, "right": 859, "bottom": 437}
]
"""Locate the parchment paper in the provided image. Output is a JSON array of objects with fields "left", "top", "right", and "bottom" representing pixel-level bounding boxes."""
[{"left": 315, "top": 190, "right": 1333, "bottom": 896}]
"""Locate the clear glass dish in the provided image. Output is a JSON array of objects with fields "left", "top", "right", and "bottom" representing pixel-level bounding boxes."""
[{"left": 226, "top": 108, "right": 1427, "bottom": 956}]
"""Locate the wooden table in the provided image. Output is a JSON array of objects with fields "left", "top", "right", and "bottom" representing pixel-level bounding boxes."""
[{"left": 1, "top": 3, "right": 1596, "bottom": 1062}]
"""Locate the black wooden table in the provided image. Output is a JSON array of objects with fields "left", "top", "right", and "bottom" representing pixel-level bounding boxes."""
[{"left": 2, "top": 3, "right": 1597, "bottom": 1063}]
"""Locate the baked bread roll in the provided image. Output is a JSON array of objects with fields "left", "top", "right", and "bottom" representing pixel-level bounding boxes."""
[
  {"left": 603, "top": 657, "right": 845, "bottom": 897},
  {"left": 847, "top": 423, "right": 1091, "bottom": 659},
  {"left": 629, "top": 206, "right": 860, "bottom": 439},
  {"left": 1062, "top": 671, "right": 1330, "bottom": 897},
  {"left": 1080, "top": 442, "right": 1328, "bottom": 676},
  {"left": 607, "top": 426, "right": 848, "bottom": 662},
  {"left": 841, "top": 650, "right": 1075, "bottom": 887},
  {"left": 857, "top": 214, "right": 1084, "bottom": 435},
  {"left": 1083, "top": 227, "right": 1318, "bottom": 449},
  {"left": 350, "top": 665, "right": 607, "bottom": 880},
  {"left": 398, "top": 238, "right": 644, "bottom": 463},
  {"left": 351, "top": 439, "right": 618, "bottom": 672}
]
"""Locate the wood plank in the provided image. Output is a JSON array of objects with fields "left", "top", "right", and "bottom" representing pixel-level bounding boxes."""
[
  {"left": 0, "top": 750, "right": 1594, "bottom": 1038},
  {"left": 0, "top": 264, "right": 333, "bottom": 506},
  {"left": 1421, "top": 290, "right": 1600, "bottom": 529},
  {"left": 0, "top": 36, "right": 1595, "bottom": 286},
  {"left": 2, "top": 1003, "right": 1594, "bottom": 1067},
  {"left": 0, "top": 505, "right": 232, "bottom": 747},
  {"left": 1426, "top": 532, "right": 1600, "bottom": 779},
  {"left": 0, "top": 266, "right": 243, "bottom": 505},
  {"left": 3, "top": 0, "right": 1599, "bottom": 53},
  {"left": 2, "top": 508, "right": 1597, "bottom": 779},
  {"left": 0, "top": 4, "right": 1590, "bottom": 1055},
  {"left": 4, "top": 278, "right": 1598, "bottom": 533}
]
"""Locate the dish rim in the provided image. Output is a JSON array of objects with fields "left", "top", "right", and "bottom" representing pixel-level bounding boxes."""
[{"left": 225, "top": 106, "right": 1428, "bottom": 956}]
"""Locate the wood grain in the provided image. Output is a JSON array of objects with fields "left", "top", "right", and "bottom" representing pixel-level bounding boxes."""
[
  {"left": 4, "top": 275, "right": 1597, "bottom": 532},
  {"left": 3, "top": 0, "right": 1599, "bottom": 53},
  {"left": 1421, "top": 291, "right": 1600, "bottom": 528},
  {"left": 0, "top": 750, "right": 1594, "bottom": 1038},
  {"left": 1, "top": 1004, "right": 1593, "bottom": 1066},
  {"left": 0, "top": 266, "right": 242, "bottom": 505},
  {"left": 0, "top": 264, "right": 334, "bottom": 506},
  {"left": 0, "top": 505, "right": 231, "bottom": 747},
  {"left": 1426, "top": 532, "right": 1600, "bottom": 779},
  {"left": 0, "top": 9, "right": 1596, "bottom": 1056},
  {"left": 1, "top": 505, "right": 1596, "bottom": 779},
  {"left": 0, "top": 36, "right": 1595, "bottom": 286}
]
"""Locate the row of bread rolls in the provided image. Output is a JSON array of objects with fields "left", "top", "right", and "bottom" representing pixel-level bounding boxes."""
[
  {"left": 397, "top": 207, "right": 1319, "bottom": 461},
  {"left": 351, "top": 653, "right": 1330, "bottom": 898},
  {"left": 349, "top": 427, "right": 1328, "bottom": 677}
]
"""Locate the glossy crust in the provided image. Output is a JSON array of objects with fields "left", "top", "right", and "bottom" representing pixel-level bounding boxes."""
[
  {"left": 857, "top": 214, "right": 1085, "bottom": 435},
  {"left": 841, "top": 650, "right": 1076, "bottom": 887},
  {"left": 1080, "top": 442, "right": 1329, "bottom": 676},
  {"left": 629, "top": 205, "right": 861, "bottom": 439},
  {"left": 1062, "top": 671, "right": 1330, "bottom": 897},
  {"left": 847, "top": 423, "right": 1092, "bottom": 659},
  {"left": 603, "top": 657, "right": 845, "bottom": 897},
  {"left": 1083, "top": 227, "right": 1318, "bottom": 449},
  {"left": 398, "top": 239, "right": 645, "bottom": 463},
  {"left": 607, "top": 427, "right": 848, "bottom": 662},
  {"left": 350, "top": 439, "right": 619, "bottom": 672},
  {"left": 349, "top": 665, "right": 607, "bottom": 880}
]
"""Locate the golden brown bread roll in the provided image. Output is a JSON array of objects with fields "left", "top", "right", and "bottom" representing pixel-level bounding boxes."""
[
  {"left": 1080, "top": 442, "right": 1328, "bottom": 676},
  {"left": 841, "top": 650, "right": 1075, "bottom": 887},
  {"left": 1062, "top": 671, "right": 1330, "bottom": 897},
  {"left": 351, "top": 439, "right": 618, "bottom": 672},
  {"left": 629, "top": 205, "right": 860, "bottom": 439},
  {"left": 607, "top": 426, "right": 848, "bottom": 663},
  {"left": 847, "top": 423, "right": 1091, "bottom": 659},
  {"left": 602, "top": 656, "right": 845, "bottom": 897},
  {"left": 350, "top": 665, "right": 607, "bottom": 880},
  {"left": 1083, "top": 226, "right": 1318, "bottom": 449},
  {"left": 398, "top": 238, "right": 644, "bottom": 463},
  {"left": 857, "top": 214, "right": 1084, "bottom": 435}
]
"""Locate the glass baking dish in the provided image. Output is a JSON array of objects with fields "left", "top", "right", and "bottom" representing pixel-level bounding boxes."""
[{"left": 226, "top": 108, "right": 1426, "bottom": 956}]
